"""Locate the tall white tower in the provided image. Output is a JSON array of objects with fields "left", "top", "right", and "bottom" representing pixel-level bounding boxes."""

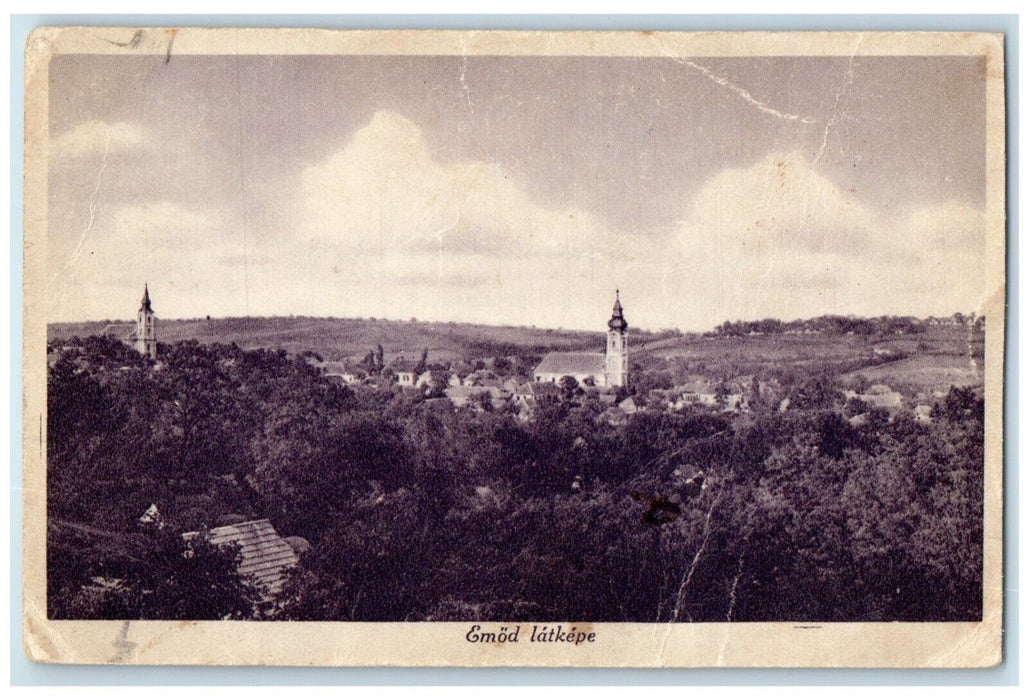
[
  {"left": 604, "top": 290, "right": 628, "bottom": 387},
  {"left": 133, "top": 284, "right": 157, "bottom": 360}
]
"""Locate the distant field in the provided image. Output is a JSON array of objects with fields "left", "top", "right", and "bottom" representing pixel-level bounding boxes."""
[{"left": 839, "top": 355, "right": 983, "bottom": 392}]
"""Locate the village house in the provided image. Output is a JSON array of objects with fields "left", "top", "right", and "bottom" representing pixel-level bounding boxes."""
[{"left": 390, "top": 358, "right": 420, "bottom": 387}]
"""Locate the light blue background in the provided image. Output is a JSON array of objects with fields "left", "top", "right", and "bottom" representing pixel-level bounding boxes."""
[{"left": 9, "top": 13, "right": 1018, "bottom": 686}]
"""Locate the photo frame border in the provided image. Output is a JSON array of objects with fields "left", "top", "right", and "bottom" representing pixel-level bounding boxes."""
[{"left": 10, "top": 12, "right": 1019, "bottom": 685}]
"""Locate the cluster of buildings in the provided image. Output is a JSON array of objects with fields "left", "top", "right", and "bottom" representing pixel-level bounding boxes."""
[
  {"left": 121, "top": 285, "right": 950, "bottom": 429},
  {"left": 307, "top": 292, "right": 633, "bottom": 420}
]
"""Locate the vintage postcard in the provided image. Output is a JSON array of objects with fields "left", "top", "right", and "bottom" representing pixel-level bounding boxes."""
[{"left": 23, "top": 28, "right": 1005, "bottom": 667}]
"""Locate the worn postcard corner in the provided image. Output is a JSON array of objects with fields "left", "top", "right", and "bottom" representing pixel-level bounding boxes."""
[{"left": 23, "top": 26, "right": 1005, "bottom": 668}]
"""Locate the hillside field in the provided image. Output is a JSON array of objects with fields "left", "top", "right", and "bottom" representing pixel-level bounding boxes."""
[{"left": 638, "top": 324, "right": 983, "bottom": 392}]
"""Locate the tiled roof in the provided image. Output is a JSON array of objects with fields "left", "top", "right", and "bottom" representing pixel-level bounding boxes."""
[
  {"left": 534, "top": 352, "right": 605, "bottom": 376},
  {"left": 190, "top": 519, "right": 298, "bottom": 594}
]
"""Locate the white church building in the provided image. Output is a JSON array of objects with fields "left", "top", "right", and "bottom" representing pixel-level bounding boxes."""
[{"left": 533, "top": 291, "right": 629, "bottom": 388}]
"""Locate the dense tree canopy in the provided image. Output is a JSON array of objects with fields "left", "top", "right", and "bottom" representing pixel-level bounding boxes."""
[{"left": 47, "top": 337, "right": 984, "bottom": 622}]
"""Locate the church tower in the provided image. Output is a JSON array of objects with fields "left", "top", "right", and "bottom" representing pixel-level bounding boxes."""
[
  {"left": 133, "top": 284, "right": 157, "bottom": 360},
  {"left": 605, "top": 290, "right": 628, "bottom": 387}
]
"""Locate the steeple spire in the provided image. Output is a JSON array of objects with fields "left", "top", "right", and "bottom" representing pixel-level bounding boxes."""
[
  {"left": 608, "top": 289, "right": 627, "bottom": 331},
  {"left": 140, "top": 283, "right": 153, "bottom": 313}
]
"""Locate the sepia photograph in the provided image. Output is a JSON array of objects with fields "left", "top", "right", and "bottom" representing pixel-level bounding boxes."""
[{"left": 22, "top": 28, "right": 1005, "bottom": 666}]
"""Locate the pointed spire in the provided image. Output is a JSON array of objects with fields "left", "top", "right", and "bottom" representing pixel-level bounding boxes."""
[
  {"left": 608, "top": 289, "right": 628, "bottom": 331},
  {"left": 140, "top": 283, "right": 153, "bottom": 313}
]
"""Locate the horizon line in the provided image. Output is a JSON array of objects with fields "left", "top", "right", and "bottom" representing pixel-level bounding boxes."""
[{"left": 46, "top": 310, "right": 982, "bottom": 338}]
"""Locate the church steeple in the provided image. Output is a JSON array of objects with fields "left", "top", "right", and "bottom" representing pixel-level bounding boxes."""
[
  {"left": 133, "top": 284, "right": 157, "bottom": 360},
  {"left": 139, "top": 283, "right": 153, "bottom": 314},
  {"left": 608, "top": 289, "right": 628, "bottom": 332},
  {"left": 604, "top": 289, "right": 628, "bottom": 387}
]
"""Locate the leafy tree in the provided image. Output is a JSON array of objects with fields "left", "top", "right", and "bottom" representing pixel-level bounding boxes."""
[
  {"left": 49, "top": 524, "right": 258, "bottom": 620},
  {"left": 414, "top": 348, "right": 429, "bottom": 375},
  {"left": 559, "top": 375, "right": 582, "bottom": 402}
]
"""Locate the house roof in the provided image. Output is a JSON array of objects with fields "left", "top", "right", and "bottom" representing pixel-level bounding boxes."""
[
  {"left": 188, "top": 519, "right": 299, "bottom": 593},
  {"left": 534, "top": 352, "right": 606, "bottom": 376}
]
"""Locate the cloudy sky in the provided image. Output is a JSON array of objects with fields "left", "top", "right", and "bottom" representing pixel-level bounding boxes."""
[{"left": 47, "top": 54, "right": 987, "bottom": 331}]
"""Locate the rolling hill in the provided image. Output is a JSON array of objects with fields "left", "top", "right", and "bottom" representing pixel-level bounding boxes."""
[{"left": 47, "top": 316, "right": 675, "bottom": 363}]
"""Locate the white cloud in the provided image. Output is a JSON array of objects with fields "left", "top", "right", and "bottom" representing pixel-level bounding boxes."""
[
  {"left": 683, "top": 151, "right": 878, "bottom": 259},
  {"left": 286, "top": 110, "right": 648, "bottom": 328},
  {"left": 668, "top": 152, "right": 987, "bottom": 328},
  {"left": 48, "top": 200, "right": 252, "bottom": 322},
  {"left": 298, "top": 111, "right": 643, "bottom": 259},
  {"left": 51, "top": 120, "right": 148, "bottom": 160},
  {"left": 888, "top": 201, "right": 986, "bottom": 310}
]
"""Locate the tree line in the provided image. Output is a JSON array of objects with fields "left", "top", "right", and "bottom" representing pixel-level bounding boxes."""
[{"left": 709, "top": 314, "right": 981, "bottom": 338}]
